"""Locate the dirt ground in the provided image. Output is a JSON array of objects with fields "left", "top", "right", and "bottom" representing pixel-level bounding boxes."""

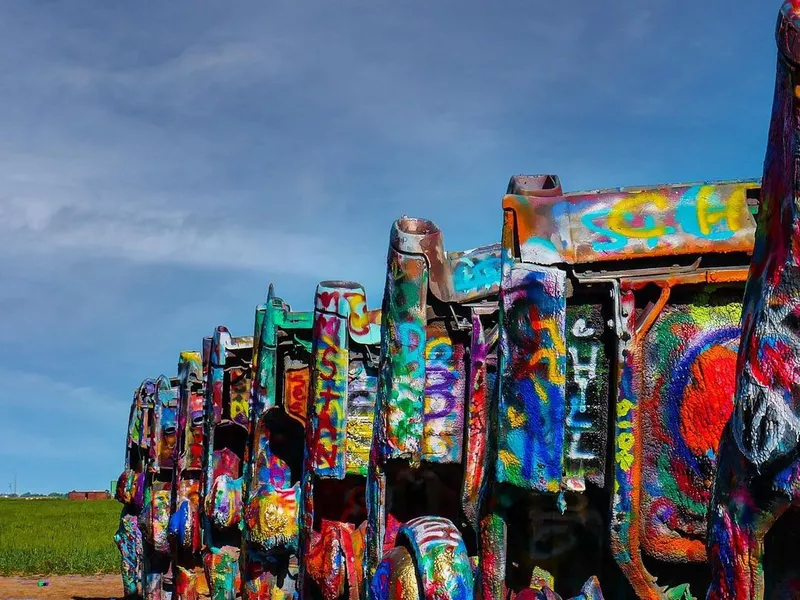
[{"left": 0, "top": 575, "right": 122, "bottom": 600}]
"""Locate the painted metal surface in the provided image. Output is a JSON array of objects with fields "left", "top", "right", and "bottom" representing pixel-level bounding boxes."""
[
  {"left": 243, "top": 286, "right": 313, "bottom": 600},
  {"left": 170, "top": 350, "right": 209, "bottom": 600},
  {"left": 371, "top": 546, "right": 418, "bottom": 600},
  {"left": 396, "top": 517, "right": 474, "bottom": 600},
  {"left": 202, "top": 325, "right": 256, "bottom": 600},
  {"left": 708, "top": 3, "right": 800, "bottom": 599},
  {"left": 497, "top": 264, "right": 567, "bottom": 493},
  {"left": 116, "top": 195, "right": 761, "bottom": 600},
  {"left": 115, "top": 379, "right": 156, "bottom": 600},
  {"left": 498, "top": 168, "right": 763, "bottom": 598},
  {"left": 503, "top": 179, "right": 759, "bottom": 266},
  {"left": 367, "top": 218, "right": 498, "bottom": 600},
  {"left": 300, "top": 281, "right": 380, "bottom": 600},
  {"left": 606, "top": 278, "right": 747, "bottom": 599},
  {"left": 139, "top": 375, "right": 181, "bottom": 599},
  {"left": 372, "top": 218, "right": 500, "bottom": 467}
]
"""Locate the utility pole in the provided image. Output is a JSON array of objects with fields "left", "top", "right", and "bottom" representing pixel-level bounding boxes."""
[{"left": 13, "top": 474, "right": 17, "bottom": 496}]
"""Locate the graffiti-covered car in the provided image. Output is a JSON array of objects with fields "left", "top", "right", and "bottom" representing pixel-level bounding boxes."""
[
  {"left": 139, "top": 374, "right": 181, "bottom": 599},
  {"left": 365, "top": 218, "right": 502, "bottom": 600},
  {"left": 115, "top": 379, "right": 156, "bottom": 600},
  {"left": 494, "top": 174, "right": 759, "bottom": 599},
  {"left": 298, "top": 281, "right": 380, "bottom": 600},
  {"left": 170, "top": 345, "right": 211, "bottom": 600},
  {"left": 243, "top": 286, "right": 313, "bottom": 599},
  {"left": 202, "top": 326, "right": 256, "bottom": 599}
]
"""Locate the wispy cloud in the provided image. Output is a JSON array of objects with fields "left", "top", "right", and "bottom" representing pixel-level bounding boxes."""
[{"left": 1, "top": 197, "right": 366, "bottom": 277}]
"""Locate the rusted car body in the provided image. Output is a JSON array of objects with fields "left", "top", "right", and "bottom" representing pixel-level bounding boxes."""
[
  {"left": 298, "top": 281, "right": 381, "bottom": 600},
  {"left": 170, "top": 344, "right": 211, "bottom": 600},
  {"left": 115, "top": 379, "right": 156, "bottom": 600},
  {"left": 202, "top": 326, "right": 257, "bottom": 599},
  {"left": 243, "top": 287, "right": 313, "bottom": 599},
  {"left": 489, "top": 175, "right": 759, "bottom": 599},
  {"left": 366, "top": 221, "right": 502, "bottom": 600}
]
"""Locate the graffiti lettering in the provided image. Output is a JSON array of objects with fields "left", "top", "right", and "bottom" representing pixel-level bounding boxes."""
[
  {"left": 452, "top": 253, "right": 501, "bottom": 295},
  {"left": 579, "top": 184, "right": 752, "bottom": 253},
  {"left": 381, "top": 252, "right": 428, "bottom": 458},
  {"left": 397, "top": 322, "right": 425, "bottom": 379},
  {"left": 312, "top": 311, "right": 347, "bottom": 476},
  {"left": 566, "top": 344, "right": 599, "bottom": 458},
  {"left": 563, "top": 310, "right": 608, "bottom": 489},
  {"left": 422, "top": 324, "right": 466, "bottom": 463}
]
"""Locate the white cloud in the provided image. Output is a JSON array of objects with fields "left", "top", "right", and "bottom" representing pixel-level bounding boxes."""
[{"left": 1, "top": 196, "right": 364, "bottom": 277}]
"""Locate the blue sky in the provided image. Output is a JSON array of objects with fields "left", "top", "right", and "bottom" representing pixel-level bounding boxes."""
[{"left": 0, "top": 1, "right": 778, "bottom": 493}]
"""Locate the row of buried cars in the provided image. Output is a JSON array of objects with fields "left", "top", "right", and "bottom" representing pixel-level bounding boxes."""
[{"left": 115, "top": 173, "right": 763, "bottom": 600}]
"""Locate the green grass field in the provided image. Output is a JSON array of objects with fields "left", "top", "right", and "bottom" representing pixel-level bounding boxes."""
[{"left": 0, "top": 498, "right": 120, "bottom": 575}]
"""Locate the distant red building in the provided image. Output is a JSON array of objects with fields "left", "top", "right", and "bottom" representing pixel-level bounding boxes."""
[{"left": 67, "top": 490, "right": 110, "bottom": 500}]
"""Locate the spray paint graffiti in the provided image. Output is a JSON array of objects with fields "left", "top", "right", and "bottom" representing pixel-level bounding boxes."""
[
  {"left": 370, "top": 545, "right": 418, "bottom": 600},
  {"left": 396, "top": 517, "right": 474, "bottom": 600},
  {"left": 609, "top": 290, "right": 640, "bottom": 590},
  {"left": 115, "top": 513, "right": 144, "bottom": 600},
  {"left": 389, "top": 216, "right": 500, "bottom": 305},
  {"left": 497, "top": 264, "right": 567, "bottom": 493},
  {"left": 367, "top": 217, "right": 499, "bottom": 598},
  {"left": 503, "top": 180, "right": 759, "bottom": 267},
  {"left": 579, "top": 185, "right": 752, "bottom": 251},
  {"left": 640, "top": 295, "right": 741, "bottom": 563},
  {"left": 243, "top": 288, "right": 312, "bottom": 600},
  {"left": 375, "top": 251, "right": 428, "bottom": 463},
  {"left": 115, "top": 379, "right": 155, "bottom": 599},
  {"left": 563, "top": 308, "right": 608, "bottom": 491},
  {"left": 516, "top": 577, "right": 605, "bottom": 600},
  {"left": 461, "top": 313, "right": 491, "bottom": 531},
  {"left": 285, "top": 364, "right": 310, "bottom": 425},
  {"left": 178, "top": 352, "right": 206, "bottom": 473},
  {"left": 502, "top": 172, "right": 766, "bottom": 598},
  {"left": 109, "top": 26, "right": 800, "bottom": 595},
  {"left": 170, "top": 351, "right": 208, "bottom": 600},
  {"left": 311, "top": 307, "right": 349, "bottom": 477},
  {"left": 708, "top": 4, "right": 800, "bottom": 599},
  {"left": 202, "top": 327, "right": 255, "bottom": 600},
  {"left": 348, "top": 360, "right": 378, "bottom": 476},
  {"left": 604, "top": 280, "right": 751, "bottom": 599},
  {"left": 344, "top": 288, "right": 382, "bottom": 345},
  {"left": 305, "top": 519, "right": 359, "bottom": 600},
  {"left": 422, "top": 322, "right": 466, "bottom": 463},
  {"left": 300, "top": 282, "right": 380, "bottom": 600},
  {"left": 451, "top": 250, "right": 502, "bottom": 297},
  {"left": 139, "top": 376, "right": 181, "bottom": 599}
]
